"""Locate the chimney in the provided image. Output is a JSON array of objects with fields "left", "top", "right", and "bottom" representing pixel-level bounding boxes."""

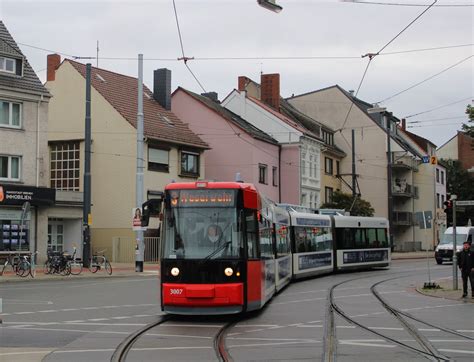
[
  {"left": 401, "top": 118, "right": 406, "bottom": 131},
  {"left": 238, "top": 76, "right": 250, "bottom": 91},
  {"left": 153, "top": 68, "right": 171, "bottom": 110},
  {"left": 348, "top": 90, "right": 355, "bottom": 96},
  {"left": 47, "top": 54, "right": 61, "bottom": 82},
  {"left": 261, "top": 73, "right": 280, "bottom": 111},
  {"left": 201, "top": 92, "right": 219, "bottom": 103}
]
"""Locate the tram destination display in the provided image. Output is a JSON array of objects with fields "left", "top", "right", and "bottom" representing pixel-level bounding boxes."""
[
  {"left": 343, "top": 250, "right": 389, "bottom": 264},
  {"left": 298, "top": 252, "right": 332, "bottom": 270},
  {"left": 169, "top": 189, "right": 236, "bottom": 208}
]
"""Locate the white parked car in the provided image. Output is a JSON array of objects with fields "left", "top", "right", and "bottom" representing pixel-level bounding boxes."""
[{"left": 434, "top": 226, "right": 474, "bottom": 264}]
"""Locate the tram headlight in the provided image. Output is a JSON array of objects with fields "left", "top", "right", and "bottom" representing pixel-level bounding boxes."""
[
  {"left": 224, "top": 267, "right": 233, "bottom": 277},
  {"left": 171, "top": 267, "right": 180, "bottom": 276}
]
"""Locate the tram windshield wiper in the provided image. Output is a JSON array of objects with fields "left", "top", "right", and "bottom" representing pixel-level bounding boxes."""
[{"left": 201, "top": 240, "right": 232, "bottom": 263}]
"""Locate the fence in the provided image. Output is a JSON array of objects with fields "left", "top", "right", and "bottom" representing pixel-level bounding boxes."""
[{"left": 111, "top": 237, "right": 160, "bottom": 263}]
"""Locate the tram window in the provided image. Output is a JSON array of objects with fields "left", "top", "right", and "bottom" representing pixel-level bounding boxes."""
[
  {"left": 377, "top": 229, "right": 388, "bottom": 247},
  {"left": 295, "top": 227, "right": 308, "bottom": 252},
  {"left": 276, "top": 224, "right": 290, "bottom": 257},
  {"left": 259, "top": 217, "right": 273, "bottom": 259},
  {"left": 367, "top": 229, "right": 379, "bottom": 247},
  {"left": 354, "top": 229, "right": 366, "bottom": 248},
  {"left": 296, "top": 227, "right": 333, "bottom": 252},
  {"left": 245, "top": 211, "right": 258, "bottom": 259}
]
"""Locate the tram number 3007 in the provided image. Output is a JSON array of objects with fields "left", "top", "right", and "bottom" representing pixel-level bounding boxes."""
[{"left": 170, "top": 289, "right": 184, "bottom": 295}]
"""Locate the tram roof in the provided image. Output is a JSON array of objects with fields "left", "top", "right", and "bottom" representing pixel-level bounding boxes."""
[{"left": 165, "top": 181, "right": 258, "bottom": 192}]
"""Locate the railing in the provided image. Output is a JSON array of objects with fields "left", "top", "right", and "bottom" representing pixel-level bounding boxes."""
[
  {"left": 392, "top": 211, "right": 413, "bottom": 226},
  {"left": 111, "top": 237, "right": 160, "bottom": 263},
  {"left": 392, "top": 182, "right": 414, "bottom": 197}
]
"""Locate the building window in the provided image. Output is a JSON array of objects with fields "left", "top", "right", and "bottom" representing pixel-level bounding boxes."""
[
  {"left": 259, "top": 164, "right": 267, "bottom": 184},
  {"left": 309, "top": 156, "right": 313, "bottom": 177},
  {"left": 272, "top": 166, "right": 278, "bottom": 186},
  {"left": 322, "top": 130, "right": 334, "bottom": 146},
  {"left": 441, "top": 171, "right": 444, "bottom": 185},
  {"left": 325, "top": 187, "right": 333, "bottom": 204},
  {"left": 436, "top": 168, "right": 439, "bottom": 183},
  {"left": 325, "top": 157, "right": 333, "bottom": 175},
  {"left": 50, "top": 142, "right": 80, "bottom": 190},
  {"left": 0, "top": 101, "right": 21, "bottom": 128},
  {"left": 180, "top": 150, "right": 199, "bottom": 176},
  {"left": 336, "top": 160, "right": 340, "bottom": 176},
  {"left": 148, "top": 147, "right": 169, "bottom": 172},
  {"left": 0, "top": 155, "right": 20, "bottom": 181},
  {"left": 441, "top": 194, "right": 445, "bottom": 205},
  {"left": 0, "top": 57, "right": 16, "bottom": 74},
  {"left": 437, "top": 193, "right": 440, "bottom": 208}
]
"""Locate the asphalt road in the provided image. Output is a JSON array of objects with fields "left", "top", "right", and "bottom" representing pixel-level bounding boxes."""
[{"left": 0, "top": 260, "right": 473, "bottom": 361}]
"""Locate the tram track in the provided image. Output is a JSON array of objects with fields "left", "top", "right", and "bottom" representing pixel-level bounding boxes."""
[
  {"left": 327, "top": 272, "right": 472, "bottom": 362},
  {"left": 110, "top": 314, "right": 172, "bottom": 362}
]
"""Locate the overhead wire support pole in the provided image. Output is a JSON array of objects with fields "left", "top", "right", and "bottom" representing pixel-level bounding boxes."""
[
  {"left": 352, "top": 129, "right": 356, "bottom": 198},
  {"left": 83, "top": 63, "right": 92, "bottom": 268},
  {"left": 135, "top": 54, "right": 145, "bottom": 273}
]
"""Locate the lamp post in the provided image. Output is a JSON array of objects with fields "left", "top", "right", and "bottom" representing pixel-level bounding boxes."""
[{"left": 257, "top": 0, "right": 283, "bottom": 12}]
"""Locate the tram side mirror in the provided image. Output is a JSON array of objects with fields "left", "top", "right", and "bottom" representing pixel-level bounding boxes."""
[{"left": 141, "top": 199, "right": 162, "bottom": 227}]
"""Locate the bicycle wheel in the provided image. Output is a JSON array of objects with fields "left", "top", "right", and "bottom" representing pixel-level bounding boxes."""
[
  {"left": 43, "top": 261, "right": 52, "bottom": 274},
  {"left": 70, "top": 260, "right": 83, "bottom": 275},
  {"left": 16, "top": 261, "right": 30, "bottom": 277},
  {"left": 104, "top": 260, "right": 112, "bottom": 275},
  {"left": 89, "top": 259, "right": 99, "bottom": 273},
  {"left": 61, "top": 263, "right": 71, "bottom": 276}
]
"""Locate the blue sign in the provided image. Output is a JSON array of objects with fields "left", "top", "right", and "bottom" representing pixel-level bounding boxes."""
[{"left": 422, "top": 156, "right": 430, "bottom": 164}]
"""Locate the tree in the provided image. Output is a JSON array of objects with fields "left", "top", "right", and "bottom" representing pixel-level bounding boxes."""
[
  {"left": 442, "top": 159, "right": 474, "bottom": 226},
  {"left": 462, "top": 104, "right": 474, "bottom": 137},
  {"left": 320, "top": 191, "right": 374, "bottom": 216}
]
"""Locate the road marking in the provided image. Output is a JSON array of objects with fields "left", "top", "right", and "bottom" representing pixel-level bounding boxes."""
[
  {"left": 87, "top": 318, "right": 109, "bottom": 321},
  {"left": 14, "top": 311, "right": 35, "bottom": 315},
  {"left": 228, "top": 337, "right": 317, "bottom": 342},
  {"left": 297, "top": 325, "right": 324, "bottom": 328},
  {"left": 2, "top": 299, "right": 53, "bottom": 305},
  {"left": 64, "top": 320, "right": 85, "bottom": 323},
  {"left": 4, "top": 303, "right": 158, "bottom": 316},
  {"left": 419, "top": 328, "right": 441, "bottom": 332},
  {"left": 146, "top": 333, "right": 212, "bottom": 339},
  {"left": 438, "top": 348, "right": 474, "bottom": 355},
  {"left": 38, "top": 310, "right": 55, "bottom": 313},
  {"left": 228, "top": 341, "right": 320, "bottom": 348},
  {"left": 60, "top": 308, "right": 78, "bottom": 311},
  {"left": 337, "top": 326, "right": 356, "bottom": 329},
  {"left": 272, "top": 291, "right": 404, "bottom": 305},
  {"left": 369, "top": 327, "right": 404, "bottom": 331},
  {"left": 0, "top": 351, "right": 53, "bottom": 356},
  {"left": 456, "top": 329, "right": 474, "bottom": 333},
  {"left": 402, "top": 303, "right": 470, "bottom": 311},
  {"left": 339, "top": 341, "right": 395, "bottom": 348}
]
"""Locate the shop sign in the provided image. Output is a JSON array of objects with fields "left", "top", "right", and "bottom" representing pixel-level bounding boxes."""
[
  {"left": 0, "top": 185, "right": 55, "bottom": 206},
  {"left": 0, "top": 209, "right": 30, "bottom": 221}
]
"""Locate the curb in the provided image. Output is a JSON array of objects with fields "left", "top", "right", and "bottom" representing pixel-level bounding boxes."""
[{"left": 415, "top": 286, "right": 474, "bottom": 304}]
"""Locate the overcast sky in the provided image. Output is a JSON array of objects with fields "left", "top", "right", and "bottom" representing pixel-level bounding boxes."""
[{"left": 1, "top": 0, "right": 472, "bottom": 147}]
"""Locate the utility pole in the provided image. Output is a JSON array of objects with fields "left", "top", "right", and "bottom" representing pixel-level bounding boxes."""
[
  {"left": 385, "top": 112, "right": 394, "bottom": 250},
  {"left": 352, "top": 129, "right": 356, "bottom": 198},
  {"left": 83, "top": 63, "right": 92, "bottom": 268},
  {"left": 452, "top": 196, "right": 458, "bottom": 289},
  {"left": 135, "top": 54, "right": 145, "bottom": 272}
]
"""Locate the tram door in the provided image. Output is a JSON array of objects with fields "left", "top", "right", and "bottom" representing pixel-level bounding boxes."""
[{"left": 48, "top": 218, "right": 64, "bottom": 252}]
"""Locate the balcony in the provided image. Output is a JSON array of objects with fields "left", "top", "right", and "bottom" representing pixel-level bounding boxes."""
[
  {"left": 392, "top": 211, "right": 413, "bottom": 226},
  {"left": 391, "top": 153, "right": 418, "bottom": 172},
  {"left": 392, "top": 181, "right": 414, "bottom": 198}
]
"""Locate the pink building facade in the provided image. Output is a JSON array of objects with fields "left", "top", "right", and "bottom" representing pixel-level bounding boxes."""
[{"left": 172, "top": 88, "right": 281, "bottom": 202}]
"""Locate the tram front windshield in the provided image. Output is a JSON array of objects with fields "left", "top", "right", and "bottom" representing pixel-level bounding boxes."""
[{"left": 163, "top": 190, "right": 242, "bottom": 260}]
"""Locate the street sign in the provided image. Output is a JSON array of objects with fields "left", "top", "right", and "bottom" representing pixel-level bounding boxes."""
[
  {"left": 430, "top": 156, "right": 437, "bottom": 165},
  {"left": 415, "top": 211, "right": 432, "bottom": 229},
  {"left": 422, "top": 156, "right": 430, "bottom": 163},
  {"left": 456, "top": 200, "right": 474, "bottom": 206}
]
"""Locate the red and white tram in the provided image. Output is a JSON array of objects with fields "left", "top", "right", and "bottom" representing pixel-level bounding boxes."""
[{"left": 144, "top": 181, "right": 390, "bottom": 315}]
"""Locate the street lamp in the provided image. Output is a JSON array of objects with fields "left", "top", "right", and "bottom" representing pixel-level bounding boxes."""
[{"left": 257, "top": 0, "right": 283, "bottom": 13}]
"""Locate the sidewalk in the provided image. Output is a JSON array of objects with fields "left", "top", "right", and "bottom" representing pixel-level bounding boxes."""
[
  {"left": 391, "top": 251, "right": 434, "bottom": 260},
  {"left": 416, "top": 278, "right": 474, "bottom": 304},
  {"left": 0, "top": 263, "right": 159, "bottom": 283}
]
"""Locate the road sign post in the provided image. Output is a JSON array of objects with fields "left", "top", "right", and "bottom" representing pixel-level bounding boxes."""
[{"left": 452, "top": 196, "right": 458, "bottom": 290}]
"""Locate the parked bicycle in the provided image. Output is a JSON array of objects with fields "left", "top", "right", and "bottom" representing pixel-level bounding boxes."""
[
  {"left": 44, "top": 249, "right": 71, "bottom": 276},
  {"left": 68, "top": 247, "right": 83, "bottom": 275},
  {"left": 15, "top": 251, "right": 39, "bottom": 278},
  {"left": 0, "top": 252, "right": 22, "bottom": 276},
  {"left": 89, "top": 249, "right": 112, "bottom": 275}
]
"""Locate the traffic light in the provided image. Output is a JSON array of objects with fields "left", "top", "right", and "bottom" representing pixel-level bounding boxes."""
[{"left": 443, "top": 194, "right": 452, "bottom": 213}]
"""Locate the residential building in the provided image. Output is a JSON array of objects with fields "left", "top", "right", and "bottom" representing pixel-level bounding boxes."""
[
  {"left": 437, "top": 131, "right": 474, "bottom": 174},
  {"left": 0, "top": 21, "right": 59, "bottom": 261},
  {"left": 288, "top": 86, "right": 438, "bottom": 251},
  {"left": 171, "top": 87, "right": 280, "bottom": 202},
  {"left": 222, "top": 74, "right": 325, "bottom": 208},
  {"left": 45, "top": 56, "right": 208, "bottom": 259},
  {"left": 222, "top": 74, "right": 344, "bottom": 209}
]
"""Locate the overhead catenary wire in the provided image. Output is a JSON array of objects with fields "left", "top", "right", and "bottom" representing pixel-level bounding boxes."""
[
  {"left": 404, "top": 97, "right": 473, "bottom": 118},
  {"left": 376, "top": 54, "right": 473, "bottom": 104},
  {"left": 343, "top": 0, "right": 472, "bottom": 7},
  {"left": 172, "top": 0, "right": 206, "bottom": 93}
]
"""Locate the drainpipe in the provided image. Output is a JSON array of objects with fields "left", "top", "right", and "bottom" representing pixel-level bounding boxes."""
[
  {"left": 36, "top": 94, "right": 44, "bottom": 187},
  {"left": 278, "top": 144, "right": 281, "bottom": 203}
]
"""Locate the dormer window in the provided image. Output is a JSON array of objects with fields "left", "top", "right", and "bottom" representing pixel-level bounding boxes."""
[{"left": 0, "top": 56, "right": 16, "bottom": 74}]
